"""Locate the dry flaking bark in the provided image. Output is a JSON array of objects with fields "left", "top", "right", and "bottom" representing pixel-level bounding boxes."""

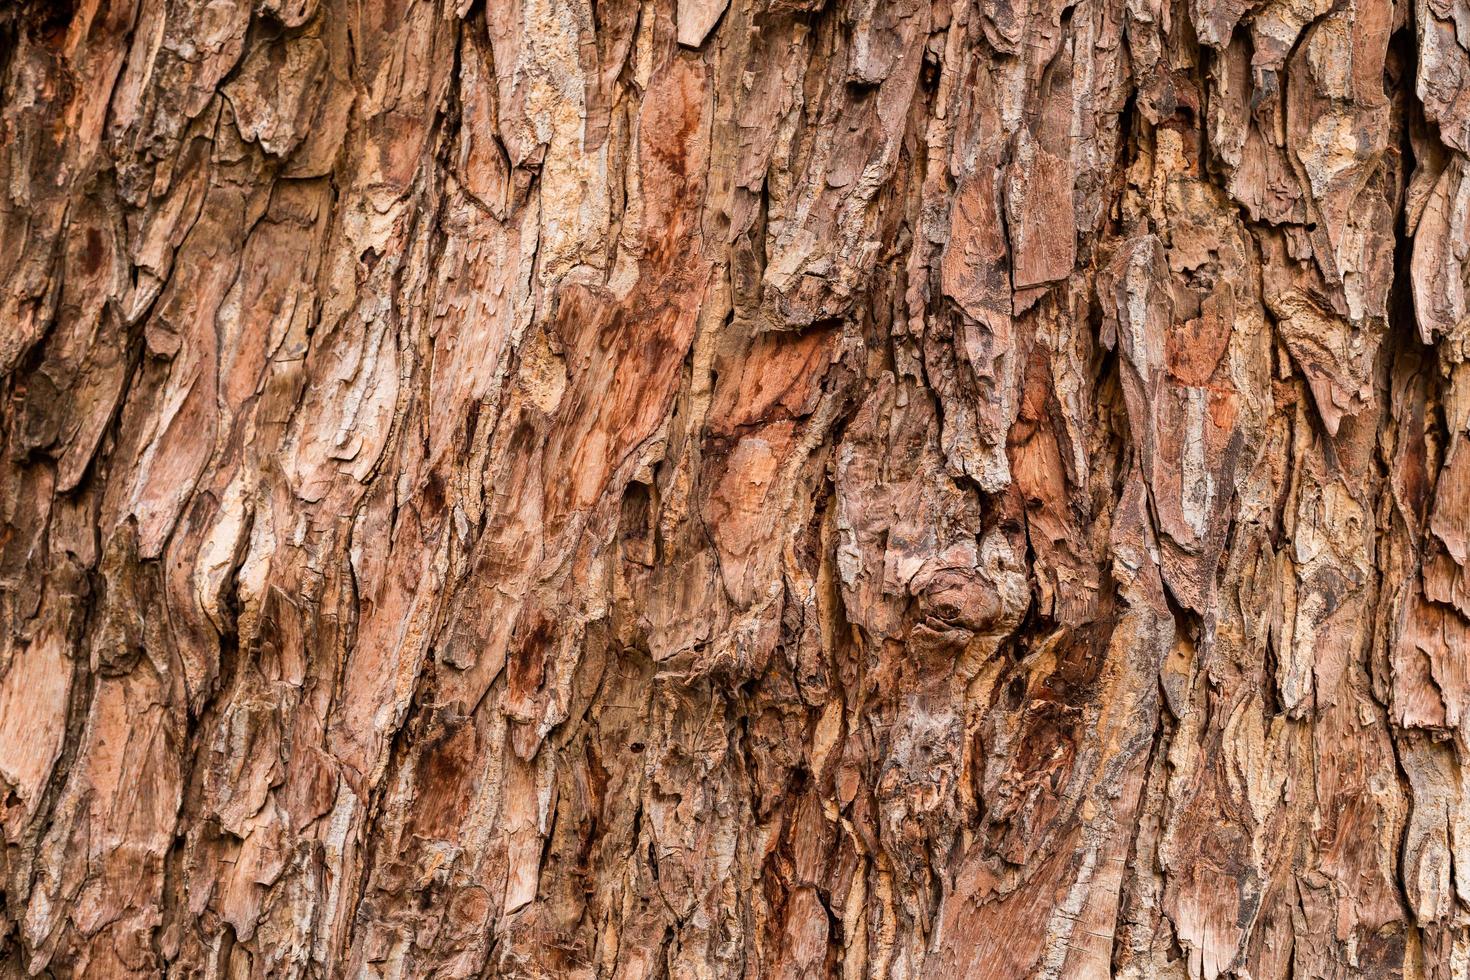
[{"left": 1, "top": 0, "right": 1469, "bottom": 975}]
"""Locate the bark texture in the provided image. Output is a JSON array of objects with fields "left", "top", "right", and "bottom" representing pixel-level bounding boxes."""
[{"left": 1, "top": 0, "right": 1468, "bottom": 975}]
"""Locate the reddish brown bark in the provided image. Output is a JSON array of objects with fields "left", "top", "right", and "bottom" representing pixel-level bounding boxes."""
[{"left": 2, "top": 0, "right": 1468, "bottom": 976}]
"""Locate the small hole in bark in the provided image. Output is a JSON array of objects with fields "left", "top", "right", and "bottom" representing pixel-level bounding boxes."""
[
  {"left": 790, "top": 766, "right": 811, "bottom": 793},
  {"left": 22, "top": 0, "right": 75, "bottom": 46},
  {"left": 463, "top": 401, "right": 481, "bottom": 452}
]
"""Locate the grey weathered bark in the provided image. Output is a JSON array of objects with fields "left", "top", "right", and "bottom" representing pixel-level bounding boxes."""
[{"left": 2, "top": 0, "right": 1468, "bottom": 975}]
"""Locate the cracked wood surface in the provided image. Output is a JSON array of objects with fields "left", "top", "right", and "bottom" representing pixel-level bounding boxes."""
[{"left": 1, "top": 0, "right": 1469, "bottom": 976}]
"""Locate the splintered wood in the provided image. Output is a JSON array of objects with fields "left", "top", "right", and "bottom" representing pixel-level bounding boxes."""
[{"left": 1, "top": 0, "right": 1468, "bottom": 975}]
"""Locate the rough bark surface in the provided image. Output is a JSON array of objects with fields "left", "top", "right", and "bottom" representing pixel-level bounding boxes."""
[{"left": 1, "top": 0, "right": 1468, "bottom": 975}]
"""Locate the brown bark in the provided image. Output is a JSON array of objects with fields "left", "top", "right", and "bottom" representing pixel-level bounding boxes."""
[{"left": 1, "top": 0, "right": 1467, "bottom": 975}]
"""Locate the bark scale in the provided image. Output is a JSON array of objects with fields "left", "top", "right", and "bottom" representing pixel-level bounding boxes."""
[{"left": 1, "top": 0, "right": 1468, "bottom": 976}]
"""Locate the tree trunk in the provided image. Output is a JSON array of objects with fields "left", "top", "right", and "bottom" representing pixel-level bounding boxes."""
[{"left": 1, "top": 0, "right": 1467, "bottom": 975}]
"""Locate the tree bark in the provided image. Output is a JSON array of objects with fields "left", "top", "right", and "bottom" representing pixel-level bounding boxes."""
[{"left": 1, "top": 0, "right": 1467, "bottom": 975}]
